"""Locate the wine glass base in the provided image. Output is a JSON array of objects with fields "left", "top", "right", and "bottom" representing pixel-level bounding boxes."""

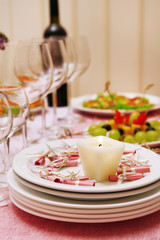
[
  {"left": 29, "top": 125, "right": 69, "bottom": 144},
  {"left": 58, "top": 112, "right": 85, "bottom": 128},
  {"left": 44, "top": 125, "right": 69, "bottom": 140},
  {"left": 0, "top": 172, "right": 8, "bottom": 184},
  {"left": 26, "top": 123, "right": 43, "bottom": 146}
]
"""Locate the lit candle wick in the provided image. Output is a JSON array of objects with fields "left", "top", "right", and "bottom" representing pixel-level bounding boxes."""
[{"left": 99, "top": 144, "right": 102, "bottom": 147}]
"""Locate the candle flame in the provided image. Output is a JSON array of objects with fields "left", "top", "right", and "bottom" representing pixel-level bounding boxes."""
[{"left": 98, "top": 136, "right": 104, "bottom": 145}]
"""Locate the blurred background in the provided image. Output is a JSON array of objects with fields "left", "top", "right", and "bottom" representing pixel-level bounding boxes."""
[{"left": 0, "top": 0, "right": 160, "bottom": 99}]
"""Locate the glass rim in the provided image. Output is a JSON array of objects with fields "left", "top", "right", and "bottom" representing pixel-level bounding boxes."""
[{"left": 0, "top": 84, "right": 23, "bottom": 91}]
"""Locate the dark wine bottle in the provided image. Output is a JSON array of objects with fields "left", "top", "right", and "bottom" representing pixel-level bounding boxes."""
[{"left": 43, "top": 0, "right": 68, "bottom": 107}]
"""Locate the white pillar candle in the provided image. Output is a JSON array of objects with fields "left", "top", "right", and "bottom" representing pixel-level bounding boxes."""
[{"left": 77, "top": 136, "right": 125, "bottom": 182}]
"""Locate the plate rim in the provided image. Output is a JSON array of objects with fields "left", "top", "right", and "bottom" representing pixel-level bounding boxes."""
[
  {"left": 8, "top": 169, "right": 160, "bottom": 209},
  {"left": 12, "top": 139, "right": 160, "bottom": 193},
  {"left": 13, "top": 169, "right": 160, "bottom": 200}
]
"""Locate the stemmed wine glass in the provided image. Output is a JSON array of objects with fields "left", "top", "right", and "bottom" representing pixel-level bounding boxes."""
[
  {"left": 0, "top": 42, "right": 29, "bottom": 150},
  {"left": 27, "top": 37, "right": 69, "bottom": 142},
  {"left": 29, "top": 37, "right": 77, "bottom": 141},
  {"left": 32, "top": 36, "right": 72, "bottom": 141},
  {"left": 0, "top": 86, "right": 29, "bottom": 206},
  {"left": 14, "top": 40, "right": 53, "bottom": 144},
  {"left": 43, "top": 36, "right": 77, "bottom": 139}
]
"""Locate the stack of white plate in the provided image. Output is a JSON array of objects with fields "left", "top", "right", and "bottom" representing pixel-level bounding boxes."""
[{"left": 8, "top": 139, "right": 160, "bottom": 223}]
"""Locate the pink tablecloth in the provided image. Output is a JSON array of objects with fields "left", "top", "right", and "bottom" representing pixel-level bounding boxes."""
[
  {"left": 0, "top": 107, "right": 160, "bottom": 240},
  {"left": 1, "top": 203, "right": 160, "bottom": 240}
]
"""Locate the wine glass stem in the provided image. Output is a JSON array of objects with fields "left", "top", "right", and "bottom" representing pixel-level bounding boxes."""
[
  {"left": 41, "top": 98, "right": 46, "bottom": 137},
  {"left": 52, "top": 91, "right": 58, "bottom": 126},
  {"left": 3, "top": 139, "right": 10, "bottom": 172},
  {"left": 22, "top": 122, "right": 28, "bottom": 148},
  {"left": 67, "top": 81, "right": 72, "bottom": 116}
]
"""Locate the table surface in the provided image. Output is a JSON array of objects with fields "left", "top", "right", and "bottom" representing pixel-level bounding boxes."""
[{"left": 0, "top": 107, "right": 160, "bottom": 240}]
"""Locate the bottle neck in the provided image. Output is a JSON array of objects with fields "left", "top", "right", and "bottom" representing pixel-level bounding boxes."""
[
  {"left": 50, "top": 0, "right": 60, "bottom": 25},
  {"left": 51, "top": 15, "right": 59, "bottom": 25}
]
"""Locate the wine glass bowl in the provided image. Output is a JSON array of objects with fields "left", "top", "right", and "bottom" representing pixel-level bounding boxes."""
[
  {"left": 63, "top": 37, "right": 78, "bottom": 80},
  {"left": 71, "top": 35, "right": 90, "bottom": 78},
  {"left": 0, "top": 42, "right": 30, "bottom": 145},
  {"left": 0, "top": 85, "right": 29, "bottom": 138},
  {"left": 46, "top": 37, "right": 68, "bottom": 94},
  {"left": 14, "top": 40, "right": 53, "bottom": 104}
]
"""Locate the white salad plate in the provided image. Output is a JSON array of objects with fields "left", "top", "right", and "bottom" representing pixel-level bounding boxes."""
[
  {"left": 14, "top": 170, "right": 160, "bottom": 200},
  {"left": 8, "top": 169, "right": 160, "bottom": 211},
  {"left": 71, "top": 92, "right": 160, "bottom": 116},
  {"left": 12, "top": 139, "right": 160, "bottom": 193}
]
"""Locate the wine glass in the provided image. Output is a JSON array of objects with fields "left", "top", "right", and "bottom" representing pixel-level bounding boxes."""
[
  {"left": 36, "top": 36, "right": 70, "bottom": 140},
  {"left": 27, "top": 37, "right": 69, "bottom": 142},
  {"left": 14, "top": 40, "right": 53, "bottom": 144},
  {"left": 0, "top": 92, "right": 12, "bottom": 206},
  {"left": 37, "top": 36, "right": 80, "bottom": 141},
  {"left": 44, "top": 36, "right": 77, "bottom": 139},
  {"left": 0, "top": 42, "right": 29, "bottom": 148},
  {"left": 0, "top": 86, "right": 29, "bottom": 206}
]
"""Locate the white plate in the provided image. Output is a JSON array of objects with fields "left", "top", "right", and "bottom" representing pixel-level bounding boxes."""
[
  {"left": 10, "top": 194, "right": 160, "bottom": 223},
  {"left": 14, "top": 170, "right": 160, "bottom": 200},
  {"left": 71, "top": 92, "right": 160, "bottom": 116},
  {"left": 7, "top": 169, "right": 160, "bottom": 210},
  {"left": 12, "top": 139, "right": 160, "bottom": 193}
]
